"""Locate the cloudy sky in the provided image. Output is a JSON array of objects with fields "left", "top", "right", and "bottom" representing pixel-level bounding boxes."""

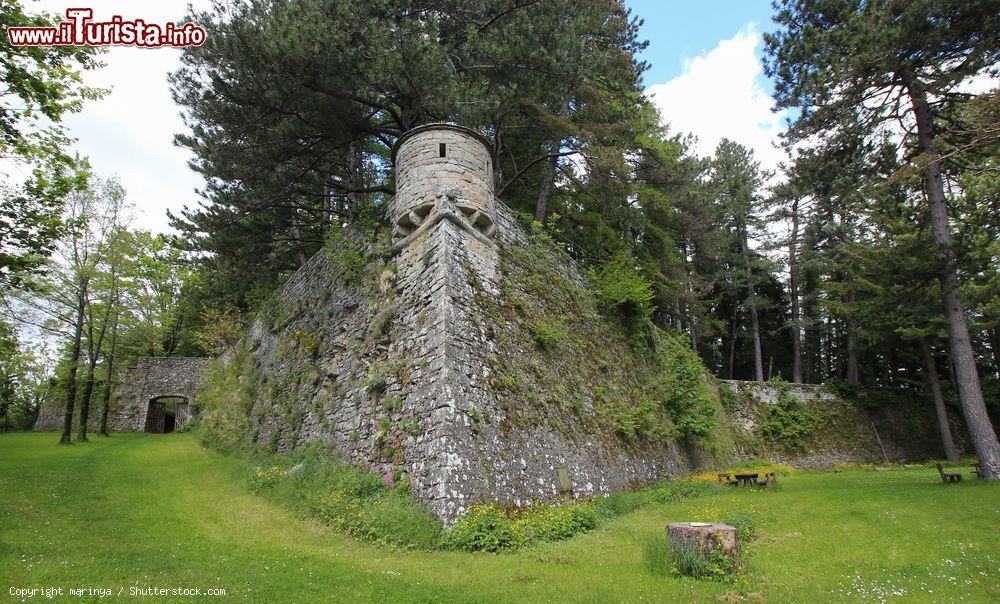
[{"left": 23, "top": 0, "right": 786, "bottom": 234}]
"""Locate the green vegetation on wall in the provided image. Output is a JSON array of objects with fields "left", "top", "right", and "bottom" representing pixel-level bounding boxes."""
[
  {"left": 757, "top": 379, "right": 820, "bottom": 454},
  {"left": 479, "top": 230, "right": 730, "bottom": 455}
]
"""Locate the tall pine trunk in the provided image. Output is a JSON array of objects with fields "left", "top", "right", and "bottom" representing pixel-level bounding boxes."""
[
  {"left": 789, "top": 198, "right": 802, "bottom": 383},
  {"left": 920, "top": 337, "right": 959, "bottom": 462},
  {"left": 741, "top": 229, "right": 764, "bottom": 382},
  {"left": 905, "top": 75, "right": 1000, "bottom": 479},
  {"left": 727, "top": 312, "right": 737, "bottom": 380},
  {"left": 846, "top": 289, "right": 859, "bottom": 384},
  {"left": 991, "top": 326, "right": 1000, "bottom": 378},
  {"left": 536, "top": 97, "right": 569, "bottom": 224}
]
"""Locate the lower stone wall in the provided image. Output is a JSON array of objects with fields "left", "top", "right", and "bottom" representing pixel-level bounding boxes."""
[
  {"left": 720, "top": 380, "right": 973, "bottom": 466},
  {"left": 34, "top": 357, "right": 210, "bottom": 433}
]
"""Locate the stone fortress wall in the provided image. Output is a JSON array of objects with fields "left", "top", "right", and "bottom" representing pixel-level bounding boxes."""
[{"left": 234, "top": 124, "right": 950, "bottom": 522}]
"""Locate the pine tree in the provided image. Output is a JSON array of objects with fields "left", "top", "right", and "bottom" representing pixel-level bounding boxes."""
[{"left": 765, "top": 0, "right": 1000, "bottom": 478}]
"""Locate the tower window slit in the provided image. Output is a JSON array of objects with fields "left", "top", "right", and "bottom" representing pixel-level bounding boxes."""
[{"left": 439, "top": 143, "right": 446, "bottom": 157}]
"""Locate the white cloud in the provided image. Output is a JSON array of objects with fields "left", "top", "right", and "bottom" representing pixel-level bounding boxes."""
[
  {"left": 24, "top": 0, "right": 212, "bottom": 234},
  {"left": 646, "top": 24, "right": 788, "bottom": 173}
]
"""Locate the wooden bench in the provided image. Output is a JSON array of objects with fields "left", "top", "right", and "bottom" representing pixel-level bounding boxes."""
[
  {"left": 937, "top": 462, "right": 962, "bottom": 483},
  {"left": 761, "top": 472, "right": 776, "bottom": 488}
]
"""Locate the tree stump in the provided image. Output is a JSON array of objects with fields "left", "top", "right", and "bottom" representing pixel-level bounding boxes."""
[{"left": 667, "top": 522, "right": 740, "bottom": 565}]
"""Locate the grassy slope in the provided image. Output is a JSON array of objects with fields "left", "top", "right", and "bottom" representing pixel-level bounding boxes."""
[{"left": 2, "top": 433, "right": 997, "bottom": 602}]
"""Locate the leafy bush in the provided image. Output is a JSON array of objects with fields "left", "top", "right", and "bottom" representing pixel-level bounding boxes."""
[
  {"left": 249, "top": 465, "right": 286, "bottom": 491},
  {"left": 441, "top": 504, "right": 524, "bottom": 552},
  {"left": 315, "top": 489, "right": 441, "bottom": 549},
  {"left": 365, "top": 362, "right": 389, "bottom": 393},
  {"left": 517, "top": 503, "right": 600, "bottom": 542},
  {"left": 322, "top": 226, "right": 370, "bottom": 284},
  {"left": 195, "top": 305, "right": 247, "bottom": 356},
  {"left": 718, "top": 383, "right": 740, "bottom": 413},
  {"left": 588, "top": 251, "right": 655, "bottom": 335},
  {"left": 724, "top": 510, "right": 758, "bottom": 542},
  {"left": 758, "top": 385, "right": 819, "bottom": 453},
  {"left": 442, "top": 501, "right": 601, "bottom": 552},
  {"left": 591, "top": 490, "right": 647, "bottom": 518},
  {"left": 650, "top": 330, "right": 718, "bottom": 439},
  {"left": 824, "top": 377, "right": 859, "bottom": 402},
  {"left": 382, "top": 394, "right": 403, "bottom": 413},
  {"left": 604, "top": 396, "right": 660, "bottom": 440},
  {"left": 241, "top": 446, "right": 441, "bottom": 550},
  {"left": 526, "top": 317, "right": 567, "bottom": 350},
  {"left": 197, "top": 349, "right": 257, "bottom": 455}
]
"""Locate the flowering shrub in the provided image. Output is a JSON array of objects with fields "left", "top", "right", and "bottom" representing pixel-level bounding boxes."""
[
  {"left": 442, "top": 501, "right": 601, "bottom": 552},
  {"left": 724, "top": 510, "right": 758, "bottom": 542},
  {"left": 315, "top": 489, "right": 440, "bottom": 549},
  {"left": 249, "top": 466, "right": 286, "bottom": 491},
  {"left": 240, "top": 447, "right": 441, "bottom": 550},
  {"left": 441, "top": 504, "right": 524, "bottom": 552},
  {"left": 681, "top": 461, "right": 798, "bottom": 484}
]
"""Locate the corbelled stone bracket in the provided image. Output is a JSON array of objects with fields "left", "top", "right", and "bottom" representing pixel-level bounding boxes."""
[{"left": 385, "top": 188, "right": 497, "bottom": 256}]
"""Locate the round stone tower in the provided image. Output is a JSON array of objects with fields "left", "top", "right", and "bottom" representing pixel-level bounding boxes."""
[{"left": 390, "top": 123, "right": 496, "bottom": 244}]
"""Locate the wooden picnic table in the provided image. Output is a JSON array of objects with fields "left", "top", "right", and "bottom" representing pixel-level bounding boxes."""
[{"left": 733, "top": 472, "right": 759, "bottom": 487}]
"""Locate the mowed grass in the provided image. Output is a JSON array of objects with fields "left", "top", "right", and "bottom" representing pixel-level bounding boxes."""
[{"left": 1, "top": 433, "right": 997, "bottom": 602}]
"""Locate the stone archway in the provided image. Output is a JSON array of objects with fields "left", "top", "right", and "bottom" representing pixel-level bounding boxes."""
[{"left": 107, "top": 358, "right": 210, "bottom": 432}]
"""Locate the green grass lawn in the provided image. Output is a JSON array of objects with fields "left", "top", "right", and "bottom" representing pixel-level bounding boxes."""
[{"left": 1, "top": 433, "right": 997, "bottom": 602}]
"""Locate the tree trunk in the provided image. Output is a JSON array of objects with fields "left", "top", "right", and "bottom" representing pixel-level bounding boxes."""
[
  {"left": 689, "top": 313, "right": 699, "bottom": 355},
  {"left": 60, "top": 277, "right": 88, "bottom": 444},
  {"left": 535, "top": 97, "right": 569, "bottom": 224},
  {"left": 99, "top": 315, "right": 118, "bottom": 436},
  {"left": 77, "top": 367, "right": 96, "bottom": 441},
  {"left": 535, "top": 148, "right": 558, "bottom": 224},
  {"left": 991, "top": 326, "right": 1000, "bottom": 379},
  {"left": 727, "top": 311, "right": 737, "bottom": 380},
  {"left": 846, "top": 292, "right": 859, "bottom": 385},
  {"left": 920, "top": 337, "right": 959, "bottom": 462},
  {"left": 789, "top": 198, "right": 802, "bottom": 383},
  {"left": 882, "top": 345, "right": 892, "bottom": 385},
  {"left": 905, "top": 74, "right": 1000, "bottom": 480},
  {"left": 78, "top": 314, "right": 109, "bottom": 441},
  {"left": 741, "top": 230, "right": 764, "bottom": 382},
  {"left": 346, "top": 138, "right": 365, "bottom": 219}
]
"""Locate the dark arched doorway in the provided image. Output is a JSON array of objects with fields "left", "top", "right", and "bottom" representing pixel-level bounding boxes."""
[{"left": 144, "top": 396, "right": 189, "bottom": 434}]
